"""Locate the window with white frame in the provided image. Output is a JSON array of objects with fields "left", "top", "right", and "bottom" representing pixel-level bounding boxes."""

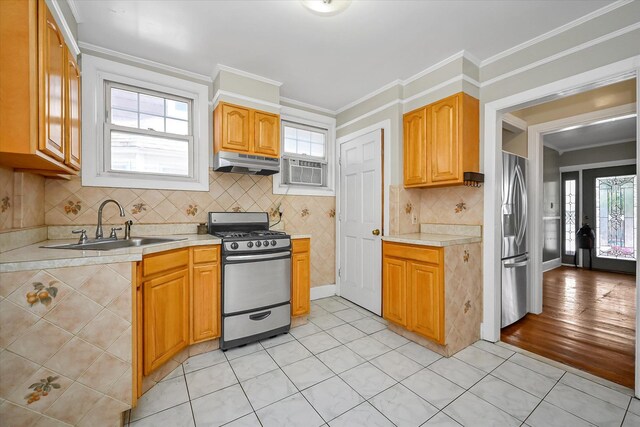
[
  {"left": 82, "top": 54, "right": 209, "bottom": 191},
  {"left": 280, "top": 120, "right": 329, "bottom": 188}
]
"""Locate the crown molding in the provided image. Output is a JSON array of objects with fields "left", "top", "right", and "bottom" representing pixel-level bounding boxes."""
[
  {"left": 336, "top": 79, "right": 402, "bottom": 114},
  {"left": 210, "top": 89, "right": 282, "bottom": 111},
  {"left": 502, "top": 113, "right": 528, "bottom": 132},
  {"left": 66, "top": 0, "right": 82, "bottom": 23},
  {"left": 402, "top": 74, "right": 479, "bottom": 107},
  {"left": 279, "top": 97, "right": 337, "bottom": 116},
  {"left": 78, "top": 42, "right": 213, "bottom": 83},
  {"left": 213, "top": 64, "right": 283, "bottom": 87},
  {"left": 50, "top": 0, "right": 80, "bottom": 56},
  {"left": 553, "top": 137, "right": 637, "bottom": 155},
  {"left": 480, "top": 0, "right": 635, "bottom": 67},
  {"left": 336, "top": 99, "right": 401, "bottom": 131}
]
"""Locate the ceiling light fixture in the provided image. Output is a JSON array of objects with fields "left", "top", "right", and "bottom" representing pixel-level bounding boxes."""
[{"left": 302, "top": 0, "right": 351, "bottom": 16}]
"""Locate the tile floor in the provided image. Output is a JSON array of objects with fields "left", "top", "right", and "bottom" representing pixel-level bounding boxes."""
[{"left": 126, "top": 296, "right": 640, "bottom": 427}]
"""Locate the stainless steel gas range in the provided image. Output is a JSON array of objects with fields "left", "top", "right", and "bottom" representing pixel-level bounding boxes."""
[{"left": 208, "top": 212, "right": 291, "bottom": 350}]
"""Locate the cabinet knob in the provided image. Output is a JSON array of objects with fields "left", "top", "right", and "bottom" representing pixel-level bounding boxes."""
[{"left": 372, "top": 229, "right": 380, "bottom": 236}]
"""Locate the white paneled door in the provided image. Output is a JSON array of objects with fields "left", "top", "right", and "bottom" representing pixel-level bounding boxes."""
[{"left": 339, "top": 129, "right": 383, "bottom": 315}]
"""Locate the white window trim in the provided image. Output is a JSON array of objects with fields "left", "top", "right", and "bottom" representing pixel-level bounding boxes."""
[
  {"left": 82, "top": 54, "right": 209, "bottom": 191},
  {"left": 273, "top": 106, "right": 336, "bottom": 196}
]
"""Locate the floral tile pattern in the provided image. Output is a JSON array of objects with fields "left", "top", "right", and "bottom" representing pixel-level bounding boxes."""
[
  {"left": 0, "top": 166, "right": 45, "bottom": 231},
  {"left": 0, "top": 263, "right": 133, "bottom": 426}
]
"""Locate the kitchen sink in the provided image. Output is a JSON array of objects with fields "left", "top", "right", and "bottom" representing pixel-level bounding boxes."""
[{"left": 41, "top": 237, "right": 186, "bottom": 251}]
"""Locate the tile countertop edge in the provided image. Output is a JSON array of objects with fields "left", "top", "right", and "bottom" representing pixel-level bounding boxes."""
[
  {"left": 290, "top": 234, "right": 312, "bottom": 239},
  {"left": 0, "top": 235, "right": 222, "bottom": 273},
  {"left": 382, "top": 233, "right": 482, "bottom": 247}
]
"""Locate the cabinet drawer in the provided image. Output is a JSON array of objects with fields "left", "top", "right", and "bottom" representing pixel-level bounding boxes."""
[
  {"left": 143, "top": 248, "right": 189, "bottom": 277},
  {"left": 192, "top": 246, "right": 219, "bottom": 264},
  {"left": 292, "top": 238, "right": 310, "bottom": 253},
  {"left": 383, "top": 242, "right": 441, "bottom": 264}
]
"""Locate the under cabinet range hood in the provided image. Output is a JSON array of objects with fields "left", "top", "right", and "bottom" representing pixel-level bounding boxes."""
[{"left": 213, "top": 151, "right": 280, "bottom": 175}]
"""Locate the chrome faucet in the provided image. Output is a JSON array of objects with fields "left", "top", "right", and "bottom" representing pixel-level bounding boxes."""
[{"left": 96, "top": 199, "right": 126, "bottom": 239}]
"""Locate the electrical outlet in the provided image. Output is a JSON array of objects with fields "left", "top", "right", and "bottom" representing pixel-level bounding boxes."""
[{"left": 411, "top": 212, "right": 418, "bottom": 224}]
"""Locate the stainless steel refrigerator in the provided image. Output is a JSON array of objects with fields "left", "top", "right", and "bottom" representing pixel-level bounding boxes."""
[{"left": 501, "top": 152, "right": 529, "bottom": 328}]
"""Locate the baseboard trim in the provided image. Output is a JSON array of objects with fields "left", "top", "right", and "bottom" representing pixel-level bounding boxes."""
[
  {"left": 310, "top": 284, "right": 336, "bottom": 300},
  {"left": 543, "top": 259, "right": 562, "bottom": 272}
]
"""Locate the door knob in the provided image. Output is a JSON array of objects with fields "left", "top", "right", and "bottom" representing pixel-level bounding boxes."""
[{"left": 372, "top": 229, "right": 380, "bottom": 236}]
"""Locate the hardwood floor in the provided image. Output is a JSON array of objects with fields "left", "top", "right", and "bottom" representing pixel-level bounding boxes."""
[{"left": 501, "top": 266, "right": 636, "bottom": 389}]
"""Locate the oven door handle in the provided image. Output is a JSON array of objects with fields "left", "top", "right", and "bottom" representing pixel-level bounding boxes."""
[
  {"left": 249, "top": 310, "right": 272, "bottom": 321},
  {"left": 225, "top": 251, "right": 291, "bottom": 261}
]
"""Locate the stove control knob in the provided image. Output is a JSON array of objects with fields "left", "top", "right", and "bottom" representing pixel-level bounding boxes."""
[
  {"left": 246, "top": 241, "right": 253, "bottom": 248},
  {"left": 263, "top": 240, "right": 269, "bottom": 246},
  {"left": 255, "top": 241, "right": 262, "bottom": 247},
  {"left": 230, "top": 242, "right": 239, "bottom": 250},
  {"left": 271, "top": 240, "right": 277, "bottom": 246}
]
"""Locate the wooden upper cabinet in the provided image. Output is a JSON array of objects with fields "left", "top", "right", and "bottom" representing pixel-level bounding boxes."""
[
  {"left": 253, "top": 111, "right": 280, "bottom": 157},
  {"left": 65, "top": 48, "right": 81, "bottom": 170},
  {"left": 0, "top": 0, "right": 79, "bottom": 176},
  {"left": 214, "top": 102, "right": 280, "bottom": 158},
  {"left": 403, "top": 92, "right": 478, "bottom": 188},
  {"left": 403, "top": 108, "right": 428, "bottom": 186},
  {"left": 220, "top": 104, "right": 251, "bottom": 152},
  {"left": 291, "top": 238, "right": 310, "bottom": 316}
]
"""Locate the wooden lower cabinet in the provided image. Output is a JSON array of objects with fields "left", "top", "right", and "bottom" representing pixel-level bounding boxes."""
[
  {"left": 291, "top": 238, "right": 310, "bottom": 316},
  {"left": 382, "top": 242, "right": 444, "bottom": 344},
  {"left": 190, "top": 246, "right": 221, "bottom": 343},
  {"left": 142, "top": 267, "right": 190, "bottom": 375}
]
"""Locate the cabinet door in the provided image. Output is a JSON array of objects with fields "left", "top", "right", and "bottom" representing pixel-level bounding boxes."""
[
  {"left": 221, "top": 104, "right": 251, "bottom": 152},
  {"left": 143, "top": 268, "right": 190, "bottom": 375},
  {"left": 191, "top": 262, "right": 220, "bottom": 343},
  {"left": 382, "top": 256, "right": 407, "bottom": 327},
  {"left": 403, "top": 108, "right": 428, "bottom": 186},
  {"left": 428, "top": 94, "right": 460, "bottom": 184},
  {"left": 64, "top": 49, "right": 81, "bottom": 170},
  {"left": 291, "top": 247, "right": 310, "bottom": 316},
  {"left": 39, "top": 4, "right": 65, "bottom": 162},
  {"left": 253, "top": 111, "right": 280, "bottom": 157},
  {"left": 408, "top": 261, "right": 444, "bottom": 343}
]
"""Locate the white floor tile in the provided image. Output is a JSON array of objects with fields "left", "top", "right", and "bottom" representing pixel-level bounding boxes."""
[
  {"left": 229, "top": 350, "right": 279, "bottom": 382},
  {"left": 329, "top": 402, "right": 394, "bottom": 427},
  {"left": 622, "top": 411, "right": 640, "bottom": 427},
  {"left": 130, "top": 375, "right": 189, "bottom": 421},
  {"left": 560, "top": 372, "right": 631, "bottom": 410},
  {"left": 630, "top": 398, "right": 640, "bottom": 416},
  {"left": 310, "top": 314, "right": 345, "bottom": 330},
  {"left": 370, "top": 350, "right": 422, "bottom": 381},
  {"left": 316, "top": 345, "right": 366, "bottom": 374},
  {"left": 224, "top": 412, "right": 262, "bottom": 427},
  {"left": 302, "top": 376, "right": 364, "bottom": 421},
  {"left": 473, "top": 340, "right": 515, "bottom": 359},
  {"left": 185, "top": 361, "right": 237, "bottom": 399},
  {"left": 469, "top": 375, "right": 541, "bottom": 421},
  {"left": 421, "top": 412, "right": 462, "bottom": 426},
  {"left": 370, "top": 329, "right": 409, "bottom": 349},
  {"left": 161, "top": 365, "right": 185, "bottom": 381},
  {"left": 298, "top": 331, "right": 342, "bottom": 354},
  {"left": 315, "top": 299, "right": 350, "bottom": 313},
  {"left": 443, "top": 391, "right": 520, "bottom": 427},
  {"left": 224, "top": 342, "right": 263, "bottom": 361},
  {"left": 129, "top": 402, "right": 194, "bottom": 427},
  {"left": 282, "top": 356, "right": 334, "bottom": 390},
  {"left": 428, "top": 357, "right": 486, "bottom": 389},
  {"left": 545, "top": 383, "right": 626, "bottom": 426},
  {"left": 350, "top": 317, "right": 387, "bottom": 334},
  {"left": 260, "top": 333, "right": 295, "bottom": 349},
  {"left": 491, "top": 360, "right": 557, "bottom": 398},
  {"left": 401, "top": 368, "right": 464, "bottom": 409},
  {"left": 290, "top": 322, "right": 323, "bottom": 339},
  {"left": 454, "top": 345, "right": 505, "bottom": 373},
  {"left": 256, "top": 393, "right": 325, "bottom": 427},
  {"left": 326, "top": 324, "right": 366, "bottom": 344},
  {"left": 339, "top": 362, "right": 396, "bottom": 399},
  {"left": 266, "top": 340, "right": 312, "bottom": 367},
  {"left": 509, "top": 353, "right": 565, "bottom": 381},
  {"left": 241, "top": 369, "right": 297, "bottom": 410},
  {"left": 369, "top": 383, "right": 437, "bottom": 427},
  {"left": 346, "top": 336, "right": 392, "bottom": 360},
  {"left": 333, "top": 308, "right": 366, "bottom": 323},
  {"left": 395, "top": 342, "right": 441, "bottom": 367},
  {"left": 182, "top": 349, "right": 226, "bottom": 373},
  {"left": 191, "top": 384, "right": 252, "bottom": 427},
  {"left": 525, "top": 401, "right": 595, "bottom": 427}
]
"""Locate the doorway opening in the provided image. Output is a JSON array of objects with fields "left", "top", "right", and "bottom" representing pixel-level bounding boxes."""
[{"left": 499, "top": 78, "right": 637, "bottom": 389}]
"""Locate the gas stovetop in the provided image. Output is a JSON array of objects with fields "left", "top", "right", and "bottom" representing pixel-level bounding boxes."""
[
  {"left": 212, "top": 230, "right": 287, "bottom": 240},
  {"left": 208, "top": 212, "right": 291, "bottom": 253}
]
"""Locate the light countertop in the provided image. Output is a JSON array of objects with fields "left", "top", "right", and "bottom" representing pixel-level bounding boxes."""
[{"left": 382, "top": 233, "right": 482, "bottom": 247}]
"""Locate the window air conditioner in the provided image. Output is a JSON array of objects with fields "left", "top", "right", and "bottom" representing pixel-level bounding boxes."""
[{"left": 283, "top": 158, "right": 325, "bottom": 186}]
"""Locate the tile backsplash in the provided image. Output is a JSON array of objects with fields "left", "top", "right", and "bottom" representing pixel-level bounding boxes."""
[
  {"left": 44, "top": 171, "right": 336, "bottom": 287},
  {"left": 0, "top": 166, "right": 45, "bottom": 231}
]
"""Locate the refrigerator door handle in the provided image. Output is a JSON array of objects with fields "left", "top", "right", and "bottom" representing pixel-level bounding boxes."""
[
  {"left": 504, "top": 257, "right": 529, "bottom": 268},
  {"left": 514, "top": 163, "right": 527, "bottom": 246}
]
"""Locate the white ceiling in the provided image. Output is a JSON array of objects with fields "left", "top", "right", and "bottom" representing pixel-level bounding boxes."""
[
  {"left": 544, "top": 116, "right": 637, "bottom": 153},
  {"left": 74, "top": 0, "right": 614, "bottom": 111}
]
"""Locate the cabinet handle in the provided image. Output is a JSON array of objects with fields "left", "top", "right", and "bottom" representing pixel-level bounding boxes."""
[{"left": 372, "top": 229, "right": 380, "bottom": 236}]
